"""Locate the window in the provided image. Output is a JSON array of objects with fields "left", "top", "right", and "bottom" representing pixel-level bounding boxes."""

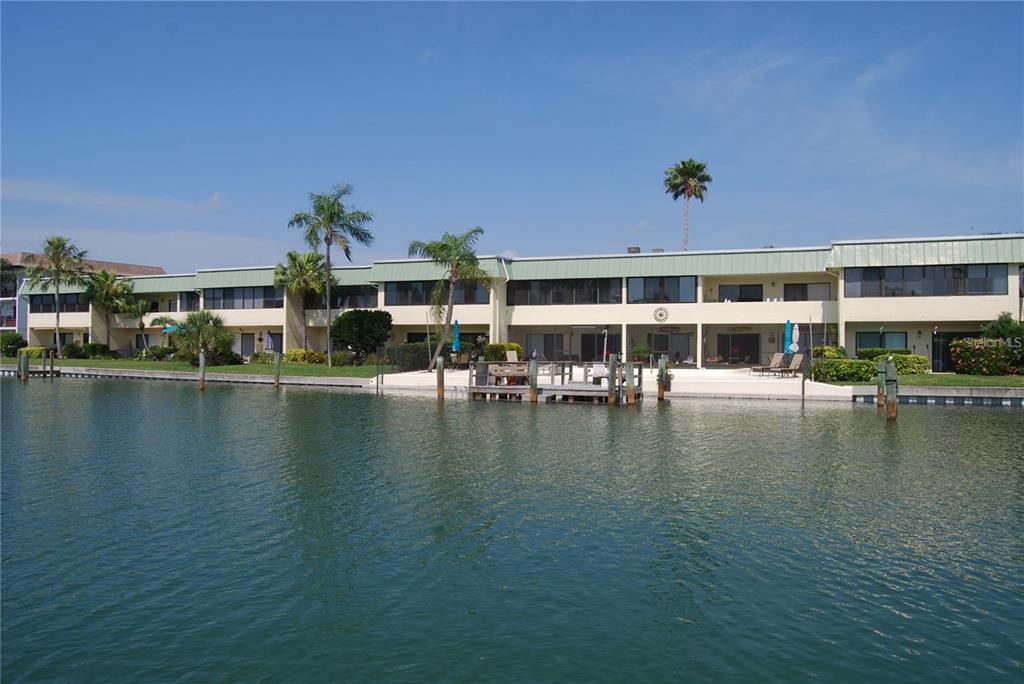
[
  {"left": 845, "top": 264, "right": 1007, "bottom": 297},
  {"left": 1, "top": 300, "right": 16, "bottom": 327},
  {"left": 525, "top": 333, "right": 564, "bottom": 360},
  {"left": 625, "top": 276, "right": 696, "bottom": 304},
  {"left": 305, "top": 285, "right": 379, "bottom": 310},
  {"left": 855, "top": 331, "right": 908, "bottom": 351},
  {"left": 508, "top": 278, "right": 621, "bottom": 306},
  {"left": 783, "top": 283, "right": 832, "bottom": 301},
  {"left": 717, "top": 284, "right": 763, "bottom": 302},
  {"left": 384, "top": 281, "right": 490, "bottom": 306},
  {"left": 179, "top": 291, "right": 200, "bottom": 312},
  {"left": 57, "top": 293, "right": 88, "bottom": 312},
  {"left": 30, "top": 294, "right": 55, "bottom": 313},
  {"left": 202, "top": 287, "right": 284, "bottom": 309}
]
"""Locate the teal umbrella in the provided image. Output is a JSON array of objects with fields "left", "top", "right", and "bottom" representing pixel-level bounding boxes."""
[
  {"left": 162, "top": 325, "right": 179, "bottom": 334},
  {"left": 452, "top": 320, "right": 460, "bottom": 352}
]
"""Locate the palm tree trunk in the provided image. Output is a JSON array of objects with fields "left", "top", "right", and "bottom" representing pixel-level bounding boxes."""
[
  {"left": 325, "top": 241, "right": 333, "bottom": 367},
  {"left": 140, "top": 322, "right": 149, "bottom": 349},
  {"left": 55, "top": 283, "right": 63, "bottom": 359},
  {"left": 302, "top": 308, "right": 308, "bottom": 350},
  {"left": 106, "top": 311, "right": 112, "bottom": 348},
  {"left": 429, "top": 276, "right": 456, "bottom": 370},
  {"left": 683, "top": 197, "right": 690, "bottom": 252}
]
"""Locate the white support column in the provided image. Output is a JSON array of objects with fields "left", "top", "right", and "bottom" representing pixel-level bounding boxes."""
[
  {"left": 621, "top": 322, "right": 628, "bottom": 358},
  {"left": 696, "top": 322, "right": 703, "bottom": 369}
]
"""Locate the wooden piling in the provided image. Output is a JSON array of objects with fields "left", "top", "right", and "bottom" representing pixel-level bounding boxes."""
[
  {"left": 625, "top": 362, "right": 636, "bottom": 405},
  {"left": 608, "top": 354, "right": 618, "bottom": 405},
  {"left": 198, "top": 350, "right": 206, "bottom": 391},
  {"left": 885, "top": 358, "right": 898, "bottom": 421},
  {"left": 273, "top": 351, "right": 282, "bottom": 388},
  {"left": 436, "top": 356, "right": 445, "bottom": 400},
  {"left": 657, "top": 356, "right": 667, "bottom": 402},
  {"left": 876, "top": 358, "right": 885, "bottom": 408},
  {"left": 19, "top": 351, "right": 27, "bottom": 382},
  {"left": 528, "top": 359, "right": 538, "bottom": 403},
  {"left": 49, "top": 349, "right": 55, "bottom": 378}
]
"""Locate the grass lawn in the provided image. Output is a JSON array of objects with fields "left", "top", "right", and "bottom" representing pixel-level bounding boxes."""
[
  {"left": 841, "top": 374, "right": 1024, "bottom": 388},
  {"left": 2, "top": 356, "right": 395, "bottom": 378}
]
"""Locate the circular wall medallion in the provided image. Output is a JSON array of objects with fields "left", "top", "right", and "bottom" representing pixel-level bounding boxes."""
[{"left": 653, "top": 307, "right": 669, "bottom": 322}]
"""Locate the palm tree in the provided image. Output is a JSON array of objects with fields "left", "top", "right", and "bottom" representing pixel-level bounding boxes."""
[
  {"left": 83, "top": 270, "right": 134, "bottom": 348},
  {"left": 408, "top": 227, "right": 492, "bottom": 370},
  {"left": 663, "top": 159, "right": 712, "bottom": 251},
  {"left": 121, "top": 298, "right": 153, "bottom": 350},
  {"left": 174, "top": 310, "right": 232, "bottom": 361},
  {"left": 23, "top": 236, "right": 89, "bottom": 358},
  {"left": 288, "top": 183, "right": 374, "bottom": 366},
  {"left": 151, "top": 315, "right": 180, "bottom": 349},
  {"left": 274, "top": 251, "right": 330, "bottom": 350}
]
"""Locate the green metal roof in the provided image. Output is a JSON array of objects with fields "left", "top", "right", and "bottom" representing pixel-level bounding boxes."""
[
  {"left": 130, "top": 274, "right": 199, "bottom": 293},
  {"left": 331, "top": 267, "right": 375, "bottom": 286},
  {"left": 505, "top": 248, "right": 831, "bottom": 279},
  {"left": 827, "top": 235, "right": 1024, "bottom": 268},
  {"left": 195, "top": 268, "right": 277, "bottom": 289},
  {"left": 369, "top": 257, "right": 504, "bottom": 283}
]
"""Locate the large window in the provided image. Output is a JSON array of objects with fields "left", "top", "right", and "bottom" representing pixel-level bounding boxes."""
[
  {"left": 305, "top": 286, "right": 379, "bottom": 310},
  {"left": 783, "top": 283, "right": 832, "bottom": 301},
  {"left": 203, "top": 286, "right": 284, "bottom": 309},
  {"left": 855, "top": 331, "right": 908, "bottom": 351},
  {"left": 179, "top": 291, "right": 200, "bottom": 312},
  {"left": 29, "top": 293, "right": 87, "bottom": 313},
  {"left": 385, "top": 281, "right": 489, "bottom": 306},
  {"left": 845, "top": 264, "right": 1008, "bottom": 297},
  {"left": 717, "top": 284, "right": 763, "bottom": 302},
  {"left": 626, "top": 276, "right": 696, "bottom": 304},
  {"left": 508, "top": 278, "right": 621, "bottom": 306}
]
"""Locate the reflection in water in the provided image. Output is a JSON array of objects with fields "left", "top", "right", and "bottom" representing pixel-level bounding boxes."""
[{"left": 2, "top": 379, "right": 1022, "bottom": 682}]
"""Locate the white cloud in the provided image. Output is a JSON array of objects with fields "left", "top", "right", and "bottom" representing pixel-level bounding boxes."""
[
  {"left": 1, "top": 178, "right": 225, "bottom": 215},
  {"left": 854, "top": 50, "right": 914, "bottom": 89}
]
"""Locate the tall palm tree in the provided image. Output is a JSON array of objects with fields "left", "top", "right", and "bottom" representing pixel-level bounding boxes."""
[
  {"left": 664, "top": 159, "right": 712, "bottom": 251},
  {"left": 121, "top": 298, "right": 153, "bottom": 350},
  {"left": 83, "top": 270, "right": 134, "bottom": 348},
  {"left": 408, "top": 227, "right": 492, "bottom": 370},
  {"left": 23, "top": 236, "right": 89, "bottom": 358},
  {"left": 274, "top": 250, "right": 330, "bottom": 350},
  {"left": 288, "top": 183, "right": 374, "bottom": 366}
]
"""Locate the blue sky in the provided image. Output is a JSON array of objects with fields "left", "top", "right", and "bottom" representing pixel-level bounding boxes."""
[{"left": 2, "top": 2, "right": 1022, "bottom": 272}]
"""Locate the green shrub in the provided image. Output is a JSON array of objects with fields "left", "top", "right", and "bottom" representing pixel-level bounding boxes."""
[
  {"left": 81, "top": 342, "right": 113, "bottom": 359},
  {"left": 137, "top": 345, "right": 174, "bottom": 361},
  {"left": 949, "top": 338, "right": 1013, "bottom": 376},
  {"left": 18, "top": 346, "right": 47, "bottom": 358},
  {"left": 811, "top": 359, "right": 876, "bottom": 383},
  {"left": 812, "top": 345, "right": 846, "bottom": 359},
  {"left": 171, "top": 348, "right": 192, "bottom": 363},
  {"left": 205, "top": 347, "right": 243, "bottom": 366},
  {"left": 872, "top": 353, "right": 929, "bottom": 375},
  {"left": 248, "top": 350, "right": 276, "bottom": 364},
  {"left": 387, "top": 342, "right": 431, "bottom": 372},
  {"left": 63, "top": 342, "right": 85, "bottom": 359},
  {"left": 856, "top": 347, "right": 910, "bottom": 360},
  {"left": 330, "top": 310, "right": 393, "bottom": 360},
  {"left": 284, "top": 348, "right": 326, "bottom": 364},
  {"left": 631, "top": 344, "right": 652, "bottom": 361},
  {"left": 330, "top": 350, "right": 355, "bottom": 366},
  {"left": 979, "top": 313, "right": 1024, "bottom": 371},
  {"left": 483, "top": 342, "right": 525, "bottom": 362},
  {"left": 0, "top": 332, "right": 27, "bottom": 357}
]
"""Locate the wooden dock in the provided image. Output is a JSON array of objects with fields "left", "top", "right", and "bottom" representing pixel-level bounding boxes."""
[{"left": 467, "top": 358, "right": 644, "bottom": 406}]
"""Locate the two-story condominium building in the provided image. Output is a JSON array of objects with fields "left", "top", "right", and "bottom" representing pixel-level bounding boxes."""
[{"left": 24, "top": 234, "right": 1023, "bottom": 371}]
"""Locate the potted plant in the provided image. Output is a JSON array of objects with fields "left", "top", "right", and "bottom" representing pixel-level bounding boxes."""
[{"left": 631, "top": 344, "right": 652, "bottom": 363}]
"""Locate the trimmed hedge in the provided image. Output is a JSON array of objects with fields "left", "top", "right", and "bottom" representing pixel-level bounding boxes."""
[
  {"left": 330, "top": 350, "right": 355, "bottom": 366},
  {"left": 811, "top": 359, "right": 876, "bottom": 383},
  {"left": 248, "top": 350, "right": 275, "bottom": 364},
  {"left": 81, "top": 342, "right": 113, "bottom": 359},
  {"left": 18, "top": 346, "right": 47, "bottom": 358},
  {"left": 871, "top": 353, "right": 929, "bottom": 375},
  {"left": 484, "top": 342, "right": 525, "bottom": 362},
  {"left": 284, "top": 348, "right": 327, "bottom": 364},
  {"left": 63, "top": 342, "right": 85, "bottom": 359},
  {"left": 949, "top": 338, "right": 1013, "bottom": 376},
  {"left": 0, "top": 332, "right": 27, "bottom": 357},
  {"left": 856, "top": 347, "right": 911, "bottom": 360},
  {"left": 137, "top": 345, "right": 174, "bottom": 361},
  {"left": 387, "top": 342, "right": 431, "bottom": 372},
  {"left": 812, "top": 345, "right": 847, "bottom": 359}
]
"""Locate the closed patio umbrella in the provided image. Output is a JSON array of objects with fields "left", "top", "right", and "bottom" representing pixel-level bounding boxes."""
[
  {"left": 264, "top": 330, "right": 275, "bottom": 352},
  {"left": 452, "top": 320, "right": 460, "bottom": 352},
  {"left": 790, "top": 323, "right": 800, "bottom": 353}
]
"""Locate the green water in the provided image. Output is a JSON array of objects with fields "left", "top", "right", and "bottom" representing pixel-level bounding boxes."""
[{"left": 2, "top": 379, "right": 1021, "bottom": 682}]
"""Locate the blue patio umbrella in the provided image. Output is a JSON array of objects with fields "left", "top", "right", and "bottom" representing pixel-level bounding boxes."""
[
  {"left": 783, "top": 320, "right": 793, "bottom": 354},
  {"left": 162, "top": 325, "right": 179, "bottom": 334},
  {"left": 452, "top": 320, "right": 460, "bottom": 352}
]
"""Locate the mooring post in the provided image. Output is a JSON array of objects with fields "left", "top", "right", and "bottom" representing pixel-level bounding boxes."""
[
  {"left": 657, "top": 355, "right": 667, "bottom": 402},
  {"left": 273, "top": 351, "right": 282, "bottom": 388},
  {"left": 529, "top": 359, "right": 538, "bottom": 403},
  {"left": 49, "top": 349, "right": 55, "bottom": 377},
  {"left": 608, "top": 354, "right": 618, "bottom": 405},
  {"left": 625, "top": 362, "right": 636, "bottom": 405},
  {"left": 198, "top": 350, "right": 206, "bottom": 391},
  {"left": 885, "top": 357, "right": 898, "bottom": 421},
  {"left": 18, "top": 351, "right": 27, "bottom": 382},
  {"left": 436, "top": 356, "right": 445, "bottom": 400},
  {"left": 876, "top": 358, "right": 885, "bottom": 408}
]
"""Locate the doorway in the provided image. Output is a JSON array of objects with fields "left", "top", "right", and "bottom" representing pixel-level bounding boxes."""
[
  {"left": 931, "top": 331, "right": 976, "bottom": 372},
  {"left": 240, "top": 333, "right": 255, "bottom": 358},
  {"left": 716, "top": 333, "right": 760, "bottom": 364},
  {"left": 648, "top": 332, "right": 691, "bottom": 364},
  {"left": 580, "top": 332, "right": 621, "bottom": 361}
]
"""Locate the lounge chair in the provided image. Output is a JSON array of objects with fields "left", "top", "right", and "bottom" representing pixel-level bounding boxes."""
[
  {"left": 772, "top": 353, "right": 805, "bottom": 377},
  {"left": 751, "top": 352, "right": 785, "bottom": 376}
]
